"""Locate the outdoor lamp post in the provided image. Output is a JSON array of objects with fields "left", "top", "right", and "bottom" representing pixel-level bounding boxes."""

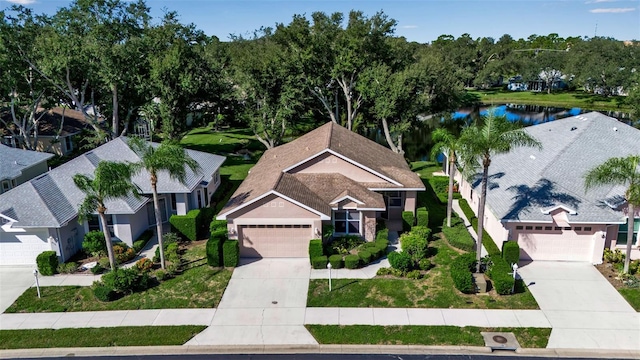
[
  {"left": 33, "top": 269, "right": 41, "bottom": 298},
  {"left": 511, "top": 263, "right": 519, "bottom": 294},
  {"left": 327, "top": 262, "right": 332, "bottom": 292}
]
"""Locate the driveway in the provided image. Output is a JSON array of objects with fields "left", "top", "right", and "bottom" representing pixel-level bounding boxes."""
[
  {"left": 518, "top": 261, "right": 640, "bottom": 350},
  {"left": 186, "top": 258, "right": 317, "bottom": 346},
  {"left": 0, "top": 266, "right": 35, "bottom": 313}
]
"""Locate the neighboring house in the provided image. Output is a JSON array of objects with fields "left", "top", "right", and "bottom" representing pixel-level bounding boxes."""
[
  {"left": 0, "top": 145, "right": 53, "bottom": 194},
  {"left": 1, "top": 107, "right": 98, "bottom": 156},
  {"left": 217, "top": 122, "right": 425, "bottom": 258},
  {"left": 0, "top": 137, "right": 225, "bottom": 265},
  {"left": 451, "top": 112, "right": 640, "bottom": 264}
]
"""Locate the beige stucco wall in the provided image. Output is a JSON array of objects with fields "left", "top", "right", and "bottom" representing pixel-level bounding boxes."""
[
  {"left": 289, "top": 152, "right": 392, "bottom": 184},
  {"left": 404, "top": 191, "right": 417, "bottom": 213},
  {"left": 36, "top": 137, "right": 66, "bottom": 156},
  {"left": 607, "top": 223, "right": 640, "bottom": 260},
  {"left": 363, "top": 211, "right": 376, "bottom": 241}
]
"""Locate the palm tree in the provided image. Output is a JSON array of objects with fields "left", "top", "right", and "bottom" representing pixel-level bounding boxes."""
[
  {"left": 585, "top": 155, "right": 640, "bottom": 274},
  {"left": 74, "top": 161, "right": 140, "bottom": 270},
  {"left": 128, "top": 137, "right": 200, "bottom": 269},
  {"left": 431, "top": 128, "right": 463, "bottom": 228},
  {"left": 459, "top": 109, "right": 542, "bottom": 273}
]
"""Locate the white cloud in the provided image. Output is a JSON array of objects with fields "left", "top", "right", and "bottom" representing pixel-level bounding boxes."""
[
  {"left": 589, "top": 7, "right": 636, "bottom": 13},
  {"left": 5, "top": 0, "right": 37, "bottom": 4},
  {"left": 402, "top": 25, "right": 418, "bottom": 29},
  {"left": 585, "top": 0, "right": 617, "bottom": 4}
]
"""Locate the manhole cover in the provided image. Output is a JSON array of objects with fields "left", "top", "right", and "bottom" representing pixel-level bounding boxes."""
[
  {"left": 492, "top": 335, "right": 508, "bottom": 344},
  {"left": 272, "top": 301, "right": 278, "bottom": 304}
]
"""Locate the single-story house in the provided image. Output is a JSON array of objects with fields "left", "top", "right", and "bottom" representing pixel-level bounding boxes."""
[
  {"left": 452, "top": 112, "right": 640, "bottom": 263},
  {"left": 0, "top": 137, "right": 225, "bottom": 265},
  {"left": 217, "top": 122, "right": 425, "bottom": 258},
  {"left": 1, "top": 107, "right": 99, "bottom": 156},
  {"left": 0, "top": 145, "right": 53, "bottom": 194}
]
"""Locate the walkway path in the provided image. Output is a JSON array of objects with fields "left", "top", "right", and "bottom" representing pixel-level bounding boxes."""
[{"left": 451, "top": 199, "right": 488, "bottom": 257}]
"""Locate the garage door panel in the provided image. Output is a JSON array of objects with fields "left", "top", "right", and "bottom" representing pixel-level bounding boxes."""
[
  {"left": 239, "top": 225, "right": 311, "bottom": 258},
  {"left": 0, "top": 232, "right": 51, "bottom": 265},
  {"left": 518, "top": 231, "right": 593, "bottom": 262}
]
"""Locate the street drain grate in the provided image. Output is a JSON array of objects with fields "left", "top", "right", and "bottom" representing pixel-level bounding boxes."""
[
  {"left": 272, "top": 301, "right": 278, "bottom": 304},
  {"left": 481, "top": 332, "right": 520, "bottom": 351}
]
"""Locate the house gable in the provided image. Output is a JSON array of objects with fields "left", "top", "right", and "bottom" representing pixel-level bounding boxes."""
[
  {"left": 227, "top": 193, "right": 321, "bottom": 220},
  {"left": 287, "top": 151, "right": 396, "bottom": 185}
]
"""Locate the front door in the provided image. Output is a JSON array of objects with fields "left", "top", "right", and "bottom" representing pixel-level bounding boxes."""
[{"left": 147, "top": 198, "right": 169, "bottom": 226}]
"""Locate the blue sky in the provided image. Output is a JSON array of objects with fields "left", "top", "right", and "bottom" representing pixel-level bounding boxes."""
[{"left": 3, "top": 0, "right": 639, "bottom": 42}]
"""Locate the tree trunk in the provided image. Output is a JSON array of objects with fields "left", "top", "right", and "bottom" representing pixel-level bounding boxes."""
[
  {"left": 624, "top": 203, "right": 635, "bottom": 274},
  {"left": 381, "top": 118, "right": 400, "bottom": 153},
  {"left": 476, "top": 156, "right": 490, "bottom": 273},
  {"left": 112, "top": 83, "right": 119, "bottom": 136},
  {"left": 446, "top": 152, "right": 456, "bottom": 228},
  {"left": 98, "top": 206, "right": 117, "bottom": 271},
  {"left": 152, "top": 175, "right": 166, "bottom": 270}
]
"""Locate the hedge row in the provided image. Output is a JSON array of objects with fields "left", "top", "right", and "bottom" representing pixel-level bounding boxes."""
[
  {"left": 223, "top": 240, "right": 239, "bottom": 267},
  {"left": 458, "top": 199, "right": 501, "bottom": 256},
  {"left": 416, "top": 207, "right": 429, "bottom": 227},
  {"left": 308, "top": 239, "right": 323, "bottom": 264},
  {"left": 311, "top": 237, "right": 389, "bottom": 269},
  {"left": 441, "top": 217, "right": 475, "bottom": 252},
  {"left": 502, "top": 241, "right": 520, "bottom": 266},
  {"left": 402, "top": 211, "right": 414, "bottom": 232},
  {"left": 486, "top": 255, "right": 515, "bottom": 295},
  {"left": 428, "top": 176, "right": 451, "bottom": 204},
  {"left": 169, "top": 209, "right": 202, "bottom": 241},
  {"left": 451, "top": 252, "right": 476, "bottom": 294}
]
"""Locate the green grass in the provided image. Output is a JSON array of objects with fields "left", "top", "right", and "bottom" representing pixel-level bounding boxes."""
[
  {"left": 180, "top": 127, "right": 264, "bottom": 155},
  {"left": 6, "top": 245, "right": 232, "bottom": 313},
  {"left": 0, "top": 326, "right": 206, "bottom": 349},
  {"left": 469, "top": 89, "right": 632, "bottom": 113},
  {"left": 306, "top": 325, "right": 551, "bottom": 348},
  {"left": 307, "top": 238, "right": 538, "bottom": 309},
  {"left": 619, "top": 288, "right": 640, "bottom": 311}
]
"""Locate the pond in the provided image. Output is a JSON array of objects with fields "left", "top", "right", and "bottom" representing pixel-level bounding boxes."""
[{"left": 368, "top": 104, "right": 637, "bottom": 162}]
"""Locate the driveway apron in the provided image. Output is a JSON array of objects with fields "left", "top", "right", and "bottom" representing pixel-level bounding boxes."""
[
  {"left": 518, "top": 261, "right": 640, "bottom": 350},
  {"left": 0, "top": 267, "right": 35, "bottom": 313},
  {"left": 186, "top": 258, "right": 317, "bottom": 346}
]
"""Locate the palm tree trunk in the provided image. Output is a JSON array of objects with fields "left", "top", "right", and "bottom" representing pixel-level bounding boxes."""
[
  {"left": 476, "top": 162, "right": 490, "bottom": 273},
  {"left": 152, "top": 177, "right": 166, "bottom": 270},
  {"left": 446, "top": 152, "right": 456, "bottom": 228},
  {"left": 98, "top": 207, "right": 117, "bottom": 271},
  {"left": 624, "top": 203, "right": 635, "bottom": 274}
]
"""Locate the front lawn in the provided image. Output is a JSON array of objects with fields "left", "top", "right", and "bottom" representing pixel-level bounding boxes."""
[
  {"left": 0, "top": 326, "right": 205, "bottom": 349},
  {"left": 307, "top": 238, "right": 538, "bottom": 309},
  {"left": 6, "top": 244, "right": 232, "bottom": 313},
  {"left": 619, "top": 288, "right": 640, "bottom": 312},
  {"left": 306, "top": 325, "right": 550, "bottom": 348}
]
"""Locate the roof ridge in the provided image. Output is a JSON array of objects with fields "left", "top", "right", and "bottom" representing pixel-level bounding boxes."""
[
  {"left": 325, "top": 122, "right": 333, "bottom": 149},
  {"left": 537, "top": 116, "right": 596, "bottom": 176}
]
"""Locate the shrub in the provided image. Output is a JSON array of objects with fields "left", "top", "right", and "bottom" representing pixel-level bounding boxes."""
[
  {"left": 400, "top": 232, "right": 428, "bottom": 263},
  {"left": 93, "top": 285, "right": 115, "bottom": 302},
  {"left": 345, "top": 254, "right": 360, "bottom": 269},
  {"left": 416, "top": 207, "right": 429, "bottom": 227},
  {"left": 209, "top": 219, "right": 228, "bottom": 233},
  {"left": 113, "top": 243, "right": 135, "bottom": 264},
  {"left": 630, "top": 260, "right": 640, "bottom": 275},
  {"left": 101, "top": 268, "right": 140, "bottom": 294},
  {"left": 442, "top": 217, "right": 475, "bottom": 252},
  {"left": 165, "top": 242, "right": 180, "bottom": 264},
  {"left": 411, "top": 226, "right": 432, "bottom": 241},
  {"left": 206, "top": 239, "right": 223, "bottom": 267},
  {"left": 133, "top": 230, "right": 154, "bottom": 253},
  {"left": 169, "top": 209, "right": 201, "bottom": 241},
  {"left": 406, "top": 270, "right": 422, "bottom": 279},
  {"left": 373, "top": 241, "right": 388, "bottom": 259},
  {"left": 155, "top": 233, "right": 180, "bottom": 263},
  {"left": 603, "top": 248, "right": 625, "bottom": 263},
  {"left": 402, "top": 211, "right": 414, "bottom": 232},
  {"left": 309, "top": 239, "right": 323, "bottom": 264},
  {"left": 98, "top": 257, "right": 111, "bottom": 269},
  {"left": 328, "top": 254, "right": 344, "bottom": 269},
  {"left": 329, "top": 235, "right": 364, "bottom": 255},
  {"left": 90, "top": 263, "right": 105, "bottom": 275},
  {"left": 135, "top": 258, "right": 153, "bottom": 273},
  {"left": 419, "top": 258, "right": 432, "bottom": 271},
  {"left": 502, "top": 241, "right": 520, "bottom": 266},
  {"left": 358, "top": 250, "right": 372, "bottom": 265},
  {"left": 375, "top": 228, "right": 388, "bottom": 242},
  {"left": 223, "top": 240, "right": 239, "bottom": 267},
  {"left": 486, "top": 255, "right": 515, "bottom": 295},
  {"left": 36, "top": 251, "right": 58, "bottom": 276},
  {"left": 57, "top": 262, "right": 77, "bottom": 274},
  {"left": 155, "top": 269, "right": 169, "bottom": 281},
  {"left": 199, "top": 207, "right": 216, "bottom": 237},
  {"left": 428, "top": 176, "right": 451, "bottom": 203},
  {"left": 376, "top": 267, "right": 393, "bottom": 276},
  {"left": 83, "top": 231, "right": 106, "bottom": 257},
  {"left": 388, "top": 251, "right": 413, "bottom": 272},
  {"left": 450, "top": 252, "right": 476, "bottom": 294},
  {"left": 312, "top": 256, "right": 328, "bottom": 269}
]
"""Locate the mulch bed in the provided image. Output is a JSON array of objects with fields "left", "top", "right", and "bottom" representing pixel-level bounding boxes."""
[{"left": 595, "top": 262, "right": 640, "bottom": 289}]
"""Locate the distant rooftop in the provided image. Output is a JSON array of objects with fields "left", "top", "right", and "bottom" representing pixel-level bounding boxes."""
[{"left": 0, "top": 145, "right": 53, "bottom": 181}]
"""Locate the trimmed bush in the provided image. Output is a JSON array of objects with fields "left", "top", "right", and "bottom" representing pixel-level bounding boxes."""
[
  {"left": 410, "top": 226, "right": 432, "bottom": 241},
  {"left": 165, "top": 243, "right": 180, "bottom": 264},
  {"left": 154, "top": 233, "right": 180, "bottom": 263},
  {"left": 450, "top": 252, "right": 476, "bottom": 294},
  {"left": 93, "top": 285, "right": 115, "bottom": 302},
  {"left": 91, "top": 263, "right": 105, "bottom": 275},
  {"left": 222, "top": 240, "right": 239, "bottom": 267},
  {"left": 328, "top": 254, "right": 344, "bottom": 269},
  {"left": 36, "top": 251, "right": 58, "bottom": 276},
  {"left": 375, "top": 228, "right": 388, "bottom": 242},
  {"left": 345, "top": 254, "right": 360, "bottom": 269},
  {"left": 199, "top": 207, "right": 216, "bottom": 237},
  {"left": 82, "top": 231, "right": 107, "bottom": 257},
  {"left": 312, "top": 256, "right": 328, "bottom": 269},
  {"left": 419, "top": 258, "right": 432, "bottom": 270},
  {"left": 487, "top": 255, "right": 515, "bottom": 295},
  {"left": 101, "top": 268, "right": 140, "bottom": 294},
  {"left": 133, "top": 230, "right": 154, "bottom": 253},
  {"left": 502, "top": 241, "right": 520, "bottom": 266},
  {"left": 441, "top": 217, "right": 475, "bottom": 252},
  {"left": 406, "top": 270, "right": 422, "bottom": 279},
  {"left": 57, "top": 262, "right": 77, "bottom": 274},
  {"left": 388, "top": 251, "right": 412, "bottom": 272},
  {"left": 400, "top": 232, "right": 428, "bottom": 263},
  {"left": 135, "top": 258, "right": 153, "bottom": 273},
  {"left": 428, "top": 176, "right": 451, "bottom": 204},
  {"left": 155, "top": 269, "right": 169, "bottom": 281},
  {"left": 402, "top": 211, "right": 414, "bottom": 232},
  {"left": 169, "top": 209, "right": 202, "bottom": 241},
  {"left": 113, "top": 243, "right": 135, "bottom": 264},
  {"left": 206, "top": 239, "right": 223, "bottom": 267},
  {"left": 309, "top": 239, "right": 323, "bottom": 264},
  {"left": 358, "top": 250, "right": 372, "bottom": 265},
  {"left": 416, "top": 207, "right": 429, "bottom": 227},
  {"left": 209, "top": 219, "right": 228, "bottom": 233}
]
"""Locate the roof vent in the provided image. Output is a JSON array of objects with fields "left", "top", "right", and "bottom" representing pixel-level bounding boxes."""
[
  {"left": 613, "top": 127, "right": 618, "bottom": 132},
  {"left": 570, "top": 126, "right": 577, "bottom": 131},
  {"left": 529, "top": 155, "right": 536, "bottom": 160}
]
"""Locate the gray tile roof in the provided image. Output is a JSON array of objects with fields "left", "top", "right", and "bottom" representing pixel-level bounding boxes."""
[
  {"left": 0, "top": 137, "right": 225, "bottom": 228},
  {"left": 472, "top": 112, "right": 639, "bottom": 224},
  {"left": 0, "top": 145, "right": 53, "bottom": 181}
]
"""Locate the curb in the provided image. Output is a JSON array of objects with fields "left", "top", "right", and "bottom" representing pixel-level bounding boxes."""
[{"left": 2, "top": 344, "right": 639, "bottom": 359}]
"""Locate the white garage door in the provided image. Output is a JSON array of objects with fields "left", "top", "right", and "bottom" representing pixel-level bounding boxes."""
[
  {"left": 0, "top": 230, "right": 51, "bottom": 265},
  {"left": 518, "top": 230, "right": 594, "bottom": 262},
  {"left": 238, "top": 225, "right": 312, "bottom": 258}
]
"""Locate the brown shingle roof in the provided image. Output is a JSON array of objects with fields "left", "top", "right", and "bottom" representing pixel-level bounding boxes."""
[
  {"left": 294, "top": 173, "right": 386, "bottom": 210},
  {"left": 219, "top": 122, "right": 423, "bottom": 217},
  {"left": 0, "top": 107, "right": 100, "bottom": 137}
]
